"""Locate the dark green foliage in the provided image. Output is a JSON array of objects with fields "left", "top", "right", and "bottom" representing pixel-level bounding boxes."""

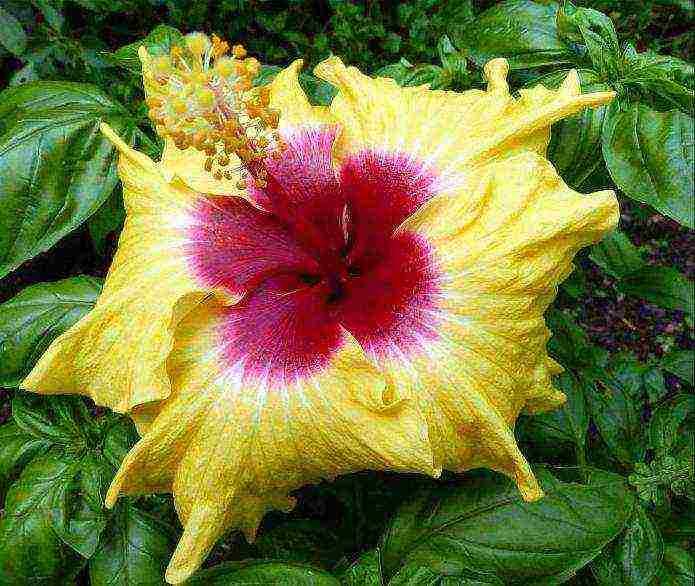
[{"left": 0, "top": 1, "right": 693, "bottom": 584}]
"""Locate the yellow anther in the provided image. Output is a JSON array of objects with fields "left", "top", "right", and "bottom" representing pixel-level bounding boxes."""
[
  {"left": 212, "top": 34, "right": 229, "bottom": 58},
  {"left": 195, "top": 88, "right": 215, "bottom": 108},
  {"left": 185, "top": 32, "right": 211, "bottom": 57},
  {"left": 245, "top": 58, "right": 260, "bottom": 77},
  {"left": 172, "top": 98, "right": 188, "bottom": 114},
  {"left": 215, "top": 56, "right": 236, "bottom": 77},
  {"left": 143, "top": 32, "right": 285, "bottom": 186},
  {"left": 150, "top": 55, "right": 172, "bottom": 74}
]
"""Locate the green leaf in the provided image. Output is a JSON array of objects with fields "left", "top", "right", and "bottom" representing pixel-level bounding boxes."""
[
  {"left": 546, "top": 310, "right": 608, "bottom": 370},
  {"left": 0, "top": 421, "right": 51, "bottom": 497},
  {"left": 591, "top": 504, "right": 663, "bottom": 585},
  {"left": 648, "top": 394, "right": 694, "bottom": 457},
  {"left": 661, "top": 350, "right": 694, "bottom": 385},
  {"left": 520, "top": 371, "right": 589, "bottom": 450},
  {"left": 390, "top": 564, "right": 504, "bottom": 585},
  {"left": 590, "top": 231, "right": 645, "bottom": 279},
  {"left": 102, "top": 415, "right": 139, "bottom": 471},
  {"left": 336, "top": 550, "right": 382, "bottom": 586},
  {"left": 376, "top": 60, "right": 446, "bottom": 88},
  {"left": 0, "top": 6, "right": 27, "bottom": 57},
  {"left": 298, "top": 72, "right": 337, "bottom": 107},
  {"left": 31, "top": 0, "right": 65, "bottom": 32},
  {"left": 253, "top": 65, "right": 282, "bottom": 87},
  {"left": 185, "top": 560, "right": 341, "bottom": 585},
  {"left": 630, "top": 395, "right": 694, "bottom": 504},
  {"left": 0, "top": 82, "right": 135, "bottom": 279},
  {"left": 0, "top": 276, "right": 102, "bottom": 387},
  {"left": 617, "top": 266, "right": 694, "bottom": 318},
  {"left": 379, "top": 468, "right": 635, "bottom": 583},
  {"left": 12, "top": 394, "right": 89, "bottom": 446},
  {"left": 49, "top": 453, "right": 110, "bottom": 558},
  {"left": 255, "top": 520, "right": 342, "bottom": 568},
  {"left": 0, "top": 452, "right": 84, "bottom": 584},
  {"left": 656, "top": 545, "right": 694, "bottom": 585},
  {"left": 642, "top": 367, "right": 668, "bottom": 405},
  {"left": 556, "top": 2, "right": 620, "bottom": 78},
  {"left": 617, "top": 506, "right": 663, "bottom": 585},
  {"left": 89, "top": 188, "right": 125, "bottom": 256},
  {"left": 541, "top": 69, "right": 611, "bottom": 189},
  {"left": 89, "top": 502, "right": 172, "bottom": 586},
  {"left": 602, "top": 102, "right": 694, "bottom": 228},
  {"left": 629, "top": 455, "right": 693, "bottom": 505},
  {"left": 455, "top": 0, "right": 576, "bottom": 70},
  {"left": 586, "top": 354, "right": 649, "bottom": 466},
  {"left": 110, "top": 25, "right": 185, "bottom": 76},
  {"left": 620, "top": 46, "right": 694, "bottom": 114}
]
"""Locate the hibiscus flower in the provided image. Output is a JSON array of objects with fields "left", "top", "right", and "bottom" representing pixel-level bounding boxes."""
[{"left": 23, "top": 33, "right": 618, "bottom": 583}]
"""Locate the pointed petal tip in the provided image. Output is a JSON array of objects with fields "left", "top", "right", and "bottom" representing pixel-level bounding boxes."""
[
  {"left": 165, "top": 562, "right": 195, "bottom": 585},
  {"left": 137, "top": 45, "right": 150, "bottom": 63},
  {"left": 104, "top": 482, "right": 120, "bottom": 509},
  {"left": 483, "top": 58, "right": 510, "bottom": 94},
  {"left": 560, "top": 69, "right": 581, "bottom": 96},
  {"left": 515, "top": 463, "right": 544, "bottom": 502},
  {"left": 579, "top": 90, "right": 617, "bottom": 108}
]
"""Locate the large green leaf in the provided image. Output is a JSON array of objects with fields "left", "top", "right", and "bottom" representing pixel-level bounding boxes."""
[
  {"left": 620, "top": 45, "right": 694, "bottom": 114},
  {"left": 336, "top": 550, "right": 382, "bottom": 586},
  {"left": 0, "top": 452, "right": 84, "bottom": 584},
  {"left": 110, "top": 25, "right": 185, "bottom": 75},
  {"left": 185, "top": 560, "right": 341, "bottom": 585},
  {"left": 379, "top": 468, "right": 634, "bottom": 584},
  {"left": 390, "top": 564, "right": 505, "bottom": 585},
  {"left": 49, "top": 452, "right": 110, "bottom": 558},
  {"left": 648, "top": 394, "right": 694, "bottom": 458},
  {"left": 630, "top": 395, "right": 694, "bottom": 504},
  {"left": 89, "top": 189, "right": 125, "bottom": 256},
  {"left": 656, "top": 545, "right": 694, "bottom": 585},
  {"left": 89, "top": 502, "right": 172, "bottom": 586},
  {"left": 376, "top": 61, "right": 447, "bottom": 89},
  {"left": 0, "top": 82, "right": 135, "bottom": 279},
  {"left": 0, "top": 5, "right": 27, "bottom": 57},
  {"left": 602, "top": 102, "right": 694, "bottom": 228},
  {"left": 590, "top": 231, "right": 644, "bottom": 279},
  {"left": 591, "top": 504, "right": 663, "bottom": 585},
  {"left": 556, "top": 2, "right": 620, "bottom": 78},
  {"left": 0, "top": 421, "right": 51, "bottom": 497},
  {"left": 454, "top": 0, "right": 576, "bottom": 70},
  {"left": 616, "top": 266, "right": 694, "bottom": 319},
  {"left": 11, "top": 393, "right": 94, "bottom": 446},
  {"left": 586, "top": 354, "right": 648, "bottom": 467},
  {"left": 0, "top": 276, "right": 102, "bottom": 387},
  {"left": 102, "top": 415, "right": 139, "bottom": 471},
  {"left": 661, "top": 350, "right": 694, "bottom": 385},
  {"left": 520, "top": 371, "right": 589, "bottom": 452},
  {"left": 546, "top": 310, "right": 608, "bottom": 370},
  {"left": 254, "top": 520, "right": 342, "bottom": 568},
  {"left": 543, "top": 69, "right": 611, "bottom": 189}
]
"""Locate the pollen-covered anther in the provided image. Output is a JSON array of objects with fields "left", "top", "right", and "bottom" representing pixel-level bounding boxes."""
[{"left": 142, "top": 31, "right": 287, "bottom": 187}]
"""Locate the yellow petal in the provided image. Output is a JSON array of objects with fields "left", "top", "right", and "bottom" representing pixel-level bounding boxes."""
[
  {"left": 106, "top": 299, "right": 436, "bottom": 583},
  {"left": 314, "top": 56, "right": 614, "bottom": 169},
  {"left": 377, "top": 152, "right": 618, "bottom": 496},
  {"left": 269, "top": 59, "right": 335, "bottom": 129},
  {"left": 139, "top": 46, "right": 245, "bottom": 196},
  {"left": 22, "top": 123, "right": 207, "bottom": 413}
]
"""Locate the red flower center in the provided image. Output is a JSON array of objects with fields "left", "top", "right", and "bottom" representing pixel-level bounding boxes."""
[{"left": 187, "top": 127, "right": 442, "bottom": 383}]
